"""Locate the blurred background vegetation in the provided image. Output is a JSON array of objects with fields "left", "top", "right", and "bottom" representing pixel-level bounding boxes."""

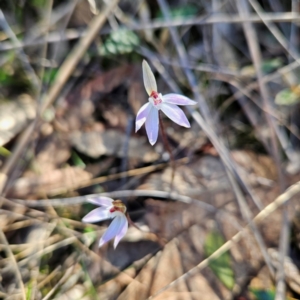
[{"left": 1, "top": 0, "right": 300, "bottom": 299}]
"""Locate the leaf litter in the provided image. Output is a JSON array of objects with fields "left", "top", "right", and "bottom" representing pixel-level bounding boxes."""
[{"left": 2, "top": 1, "right": 300, "bottom": 299}]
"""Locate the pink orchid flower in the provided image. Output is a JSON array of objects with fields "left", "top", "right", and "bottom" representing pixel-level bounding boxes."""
[
  {"left": 82, "top": 197, "right": 128, "bottom": 249},
  {"left": 135, "top": 60, "right": 197, "bottom": 145}
]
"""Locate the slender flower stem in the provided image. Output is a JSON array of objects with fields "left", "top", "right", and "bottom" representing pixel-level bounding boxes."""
[
  {"left": 159, "top": 111, "right": 176, "bottom": 191},
  {"left": 126, "top": 212, "right": 141, "bottom": 231}
]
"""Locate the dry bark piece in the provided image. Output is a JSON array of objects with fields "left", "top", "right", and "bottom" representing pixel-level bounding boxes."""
[
  {"left": 7, "top": 167, "right": 92, "bottom": 198},
  {"left": 138, "top": 155, "right": 231, "bottom": 196},
  {"left": 0, "top": 94, "right": 35, "bottom": 146},
  {"left": 231, "top": 150, "right": 277, "bottom": 186},
  {"left": 128, "top": 80, "right": 148, "bottom": 115},
  {"left": 60, "top": 65, "right": 140, "bottom": 131},
  {"left": 56, "top": 284, "right": 90, "bottom": 300},
  {"left": 70, "top": 129, "right": 159, "bottom": 162},
  {"left": 82, "top": 65, "right": 135, "bottom": 98},
  {"left": 139, "top": 151, "right": 277, "bottom": 197},
  {"left": 31, "top": 134, "right": 71, "bottom": 173},
  {"left": 69, "top": 0, "right": 94, "bottom": 26}
]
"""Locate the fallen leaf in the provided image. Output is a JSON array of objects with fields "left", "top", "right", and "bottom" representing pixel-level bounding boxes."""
[
  {"left": 204, "top": 230, "right": 235, "bottom": 290},
  {"left": 0, "top": 94, "right": 35, "bottom": 146},
  {"left": 70, "top": 129, "right": 159, "bottom": 162},
  {"left": 31, "top": 133, "right": 71, "bottom": 173},
  {"left": 82, "top": 65, "right": 135, "bottom": 99},
  {"left": 275, "top": 87, "right": 300, "bottom": 106},
  {"left": 7, "top": 167, "right": 92, "bottom": 198}
]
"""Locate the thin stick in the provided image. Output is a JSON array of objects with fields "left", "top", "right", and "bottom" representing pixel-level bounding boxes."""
[
  {"left": 47, "top": 157, "right": 188, "bottom": 197},
  {"left": 126, "top": 212, "right": 142, "bottom": 232},
  {"left": 12, "top": 189, "right": 217, "bottom": 210},
  {"left": 2, "top": 13, "right": 300, "bottom": 52},
  {"left": 41, "top": 264, "right": 75, "bottom": 300}
]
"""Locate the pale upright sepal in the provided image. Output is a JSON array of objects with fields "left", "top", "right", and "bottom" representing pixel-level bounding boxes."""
[{"left": 142, "top": 60, "right": 157, "bottom": 96}]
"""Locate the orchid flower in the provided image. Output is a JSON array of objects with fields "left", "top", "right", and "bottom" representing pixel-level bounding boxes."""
[
  {"left": 82, "top": 197, "right": 128, "bottom": 249},
  {"left": 135, "top": 60, "right": 197, "bottom": 145}
]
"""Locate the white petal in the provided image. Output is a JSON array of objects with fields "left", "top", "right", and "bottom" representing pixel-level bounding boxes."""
[
  {"left": 135, "top": 102, "right": 152, "bottom": 132},
  {"left": 99, "top": 215, "right": 122, "bottom": 247},
  {"left": 160, "top": 103, "right": 191, "bottom": 128},
  {"left": 86, "top": 197, "right": 113, "bottom": 207},
  {"left": 145, "top": 107, "right": 159, "bottom": 145},
  {"left": 142, "top": 60, "right": 157, "bottom": 96},
  {"left": 162, "top": 93, "right": 197, "bottom": 105},
  {"left": 82, "top": 207, "right": 110, "bottom": 223},
  {"left": 113, "top": 214, "right": 128, "bottom": 248}
]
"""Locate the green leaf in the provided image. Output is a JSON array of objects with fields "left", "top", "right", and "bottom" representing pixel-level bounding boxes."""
[
  {"left": 157, "top": 4, "right": 198, "bottom": 18},
  {"left": 241, "top": 58, "right": 283, "bottom": 77},
  {"left": 42, "top": 107, "right": 55, "bottom": 122},
  {"left": 261, "top": 58, "right": 283, "bottom": 73},
  {"left": 275, "top": 87, "right": 300, "bottom": 106},
  {"left": 250, "top": 287, "right": 295, "bottom": 300},
  {"left": 83, "top": 226, "right": 97, "bottom": 246},
  {"left": 26, "top": 279, "right": 33, "bottom": 300},
  {"left": 0, "top": 146, "right": 11, "bottom": 157},
  {"left": 250, "top": 288, "right": 275, "bottom": 300},
  {"left": 30, "top": 0, "right": 47, "bottom": 8},
  {"left": 42, "top": 68, "right": 58, "bottom": 85},
  {"left": 99, "top": 29, "right": 139, "bottom": 56},
  {"left": 71, "top": 151, "right": 86, "bottom": 168},
  {"left": 204, "top": 231, "right": 235, "bottom": 290}
]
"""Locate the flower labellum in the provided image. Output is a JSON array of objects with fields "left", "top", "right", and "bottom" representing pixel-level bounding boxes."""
[
  {"left": 136, "top": 60, "right": 197, "bottom": 145},
  {"left": 82, "top": 197, "right": 128, "bottom": 249}
]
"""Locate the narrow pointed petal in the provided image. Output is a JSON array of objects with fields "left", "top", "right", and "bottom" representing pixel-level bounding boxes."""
[
  {"left": 113, "top": 215, "right": 128, "bottom": 248},
  {"left": 99, "top": 215, "right": 122, "bottom": 247},
  {"left": 160, "top": 103, "right": 191, "bottom": 128},
  {"left": 135, "top": 102, "right": 152, "bottom": 132},
  {"left": 86, "top": 197, "right": 113, "bottom": 207},
  {"left": 162, "top": 93, "right": 197, "bottom": 106},
  {"left": 142, "top": 60, "right": 157, "bottom": 96},
  {"left": 82, "top": 207, "right": 110, "bottom": 223},
  {"left": 145, "top": 107, "right": 159, "bottom": 145}
]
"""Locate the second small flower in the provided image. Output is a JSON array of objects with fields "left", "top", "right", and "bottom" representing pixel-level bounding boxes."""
[{"left": 82, "top": 197, "right": 128, "bottom": 249}]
